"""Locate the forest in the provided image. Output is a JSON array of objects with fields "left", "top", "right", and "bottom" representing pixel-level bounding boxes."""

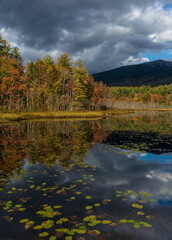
[
  {"left": 111, "top": 85, "right": 172, "bottom": 105},
  {"left": 0, "top": 35, "right": 172, "bottom": 112},
  {"left": 0, "top": 35, "right": 110, "bottom": 112}
]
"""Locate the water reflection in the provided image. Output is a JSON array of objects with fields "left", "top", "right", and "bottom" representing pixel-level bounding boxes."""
[
  {"left": 0, "top": 112, "right": 172, "bottom": 240},
  {"left": 86, "top": 143, "right": 172, "bottom": 199}
]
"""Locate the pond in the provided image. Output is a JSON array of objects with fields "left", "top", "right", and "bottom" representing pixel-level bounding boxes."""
[{"left": 0, "top": 111, "right": 172, "bottom": 240}]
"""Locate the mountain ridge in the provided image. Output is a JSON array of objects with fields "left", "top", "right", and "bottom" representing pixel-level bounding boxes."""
[{"left": 93, "top": 60, "right": 172, "bottom": 87}]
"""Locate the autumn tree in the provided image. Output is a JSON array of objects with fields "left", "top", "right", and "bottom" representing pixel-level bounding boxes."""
[
  {"left": 0, "top": 35, "right": 26, "bottom": 112},
  {"left": 72, "top": 59, "right": 89, "bottom": 109}
]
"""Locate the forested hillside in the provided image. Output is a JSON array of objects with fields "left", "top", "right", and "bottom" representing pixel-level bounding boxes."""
[{"left": 93, "top": 60, "right": 172, "bottom": 87}]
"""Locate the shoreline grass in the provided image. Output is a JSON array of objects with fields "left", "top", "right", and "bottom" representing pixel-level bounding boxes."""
[
  {"left": 0, "top": 110, "right": 133, "bottom": 123},
  {"left": 149, "top": 109, "right": 172, "bottom": 111}
]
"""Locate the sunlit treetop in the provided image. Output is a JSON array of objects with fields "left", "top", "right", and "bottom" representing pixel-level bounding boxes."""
[{"left": 0, "top": 35, "right": 23, "bottom": 65}]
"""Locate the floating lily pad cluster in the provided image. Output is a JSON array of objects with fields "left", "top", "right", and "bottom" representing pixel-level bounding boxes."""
[{"left": 0, "top": 162, "right": 154, "bottom": 239}]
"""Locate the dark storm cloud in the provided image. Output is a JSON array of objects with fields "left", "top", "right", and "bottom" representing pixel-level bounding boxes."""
[{"left": 0, "top": 0, "right": 172, "bottom": 72}]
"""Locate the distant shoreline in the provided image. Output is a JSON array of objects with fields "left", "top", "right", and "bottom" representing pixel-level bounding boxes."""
[
  {"left": 0, "top": 110, "right": 133, "bottom": 123},
  {"left": 0, "top": 109, "right": 172, "bottom": 123}
]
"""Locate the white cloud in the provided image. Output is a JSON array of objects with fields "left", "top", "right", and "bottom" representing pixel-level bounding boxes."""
[
  {"left": 149, "top": 30, "right": 172, "bottom": 43},
  {"left": 122, "top": 56, "right": 149, "bottom": 65},
  {"left": 0, "top": 27, "right": 19, "bottom": 48},
  {"left": 146, "top": 170, "right": 172, "bottom": 183},
  {"left": 128, "top": 7, "right": 142, "bottom": 21}
]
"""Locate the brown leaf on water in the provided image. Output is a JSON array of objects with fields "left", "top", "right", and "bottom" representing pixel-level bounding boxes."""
[
  {"left": 87, "top": 210, "right": 93, "bottom": 215},
  {"left": 102, "top": 199, "right": 111, "bottom": 204},
  {"left": 41, "top": 204, "right": 48, "bottom": 207},
  {"left": 20, "top": 197, "right": 32, "bottom": 203},
  {"left": 0, "top": 200, "right": 4, "bottom": 205},
  {"left": 62, "top": 191, "right": 67, "bottom": 195},
  {"left": 24, "top": 224, "right": 32, "bottom": 230},
  {"left": 72, "top": 221, "right": 81, "bottom": 227},
  {"left": 55, "top": 232, "right": 64, "bottom": 238},
  {"left": 88, "top": 230, "right": 99, "bottom": 237},
  {"left": 70, "top": 215, "right": 78, "bottom": 221},
  {"left": 122, "top": 198, "right": 128, "bottom": 201},
  {"left": 146, "top": 215, "right": 153, "bottom": 219},
  {"left": 139, "top": 200, "right": 146, "bottom": 204},
  {"left": 110, "top": 222, "right": 118, "bottom": 227},
  {"left": 97, "top": 215, "right": 104, "bottom": 219},
  {"left": 65, "top": 199, "right": 72, "bottom": 202},
  {"left": 3, "top": 216, "right": 13, "bottom": 222}
]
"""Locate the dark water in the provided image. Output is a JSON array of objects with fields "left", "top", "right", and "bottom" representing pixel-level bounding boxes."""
[{"left": 0, "top": 111, "right": 172, "bottom": 240}]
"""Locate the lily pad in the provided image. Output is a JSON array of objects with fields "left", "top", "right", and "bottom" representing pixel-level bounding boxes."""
[
  {"left": 119, "top": 219, "right": 128, "bottom": 223},
  {"left": 39, "top": 232, "right": 49, "bottom": 237},
  {"left": 85, "top": 206, "right": 92, "bottom": 210},
  {"left": 94, "top": 203, "right": 100, "bottom": 207},
  {"left": 102, "top": 220, "right": 112, "bottom": 224}
]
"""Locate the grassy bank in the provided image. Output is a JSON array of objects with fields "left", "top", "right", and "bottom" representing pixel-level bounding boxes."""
[
  {"left": 149, "top": 109, "right": 172, "bottom": 111},
  {"left": 0, "top": 110, "right": 133, "bottom": 123}
]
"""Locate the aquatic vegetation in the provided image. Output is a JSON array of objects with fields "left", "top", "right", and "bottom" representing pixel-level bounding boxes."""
[
  {"left": 39, "top": 232, "right": 49, "bottom": 237},
  {"left": 94, "top": 203, "right": 101, "bottom": 207},
  {"left": 132, "top": 203, "right": 143, "bottom": 209},
  {"left": 0, "top": 161, "right": 155, "bottom": 239},
  {"left": 49, "top": 236, "right": 56, "bottom": 240},
  {"left": 36, "top": 206, "right": 61, "bottom": 218}
]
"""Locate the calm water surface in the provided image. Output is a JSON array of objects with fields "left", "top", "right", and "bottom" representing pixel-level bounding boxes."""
[{"left": 0, "top": 111, "right": 172, "bottom": 240}]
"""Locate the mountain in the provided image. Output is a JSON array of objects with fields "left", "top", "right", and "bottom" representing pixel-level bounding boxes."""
[{"left": 93, "top": 60, "right": 172, "bottom": 87}]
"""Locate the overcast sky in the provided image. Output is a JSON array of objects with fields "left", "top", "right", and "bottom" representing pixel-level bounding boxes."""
[{"left": 1, "top": 0, "right": 172, "bottom": 73}]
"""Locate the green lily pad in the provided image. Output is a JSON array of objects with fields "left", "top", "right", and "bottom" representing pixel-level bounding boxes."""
[
  {"left": 127, "top": 220, "right": 135, "bottom": 223},
  {"left": 49, "top": 236, "right": 56, "bottom": 240},
  {"left": 77, "top": 229, "right": 86, "bottom": 234},
  {"left": 18, "top": 208, "right": 26, "bottom": 211},
  {"left": 86, "top": 196, "right": 91, "bottom": 199},
  {"left": 39, "top": 232, "right": 49, "bottom": 237},
  {"left": 85, "top": 206, "right": 92, "bottom": 210},
  {"left": 140, "top": 221, "right": 152, "bottom": 227},
  {"left": 15, "top": 205, "right": 22, "bottom": 208},
  {"left": 53, "top": 205, "right": 62, "bottom": 209},
  {"left": 148, "top": 199, "right": 155, "bottom": 202},
  {"left": 119, "top": 219, "right": 128, "bottom": 223},
  {"left": 33, "top": 225, "right": 43, "bottom": 230},
  {"left": 116, "top": 194, "right": 121, "bottom": 197},
  {"left": 83, "top": 217, "right": 90, "bottom": 222},
  {"left": 67, "top": 231, "right": 75, "bottom": 236},
  {"left": 102, "top": 220, "right": 112, "bottom": 224},
  {"left": 79, "top": 226, "right": 86, "bottom": 230},
  {"left": 65, "top": 236, "right": 72, "bottom": 240},
  {"left": 94, "top": 203, "right": 100, "bottom": 207},
  {"left": 20, "top": 219, "right": 29, "bottom": 223},
  {"left": 70, "top": 197, "right": 76, "bottom": 200},
  {"left": 116, "top": 191, "right": 122, "bottom": 194},
  {"left": 132, "top": 203, "right": 143, "bottom": 209},
  {"left": 134, "top": 223, "right": 140, "bottom": 229},
  {"left": 137, "top": 211, "right": 144, "bottom": 215}
]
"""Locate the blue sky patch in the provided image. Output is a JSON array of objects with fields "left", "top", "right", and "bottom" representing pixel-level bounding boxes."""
[
  {"left": 163, "top": 3, "right": 172, "bottom": 11},
  {"left": 142, "top": 50, "right": 172, "bottom": 62}
]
